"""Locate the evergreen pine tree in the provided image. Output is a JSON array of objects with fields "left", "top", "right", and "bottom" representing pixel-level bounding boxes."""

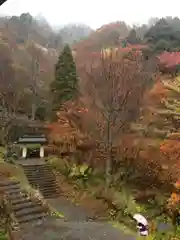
[
  {"left": 126, "top": 29, "right": 140, "bottom": 44},
  {"left": 51, "top": 44, "right": 78, "bottom": 111}
]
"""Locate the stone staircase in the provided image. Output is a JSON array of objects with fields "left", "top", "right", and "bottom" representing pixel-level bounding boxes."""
[
  {"left": 21, "top": 164, "right": 60, "bottom": 199},
  {"left": 0, "top": 179, "right": 48, "bottom": 225}
]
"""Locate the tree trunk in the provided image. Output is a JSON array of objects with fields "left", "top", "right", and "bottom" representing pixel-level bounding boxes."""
[
  {"left": 105, "top": 116, "right": 112, "bottom": 189},
  {"left": 31, "top": 103, "right": 36, "bottom": 120}
]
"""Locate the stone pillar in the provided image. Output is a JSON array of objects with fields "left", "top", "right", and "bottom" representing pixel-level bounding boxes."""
[
  {"left": 22, "top": 147, "right": 27, "bottom": 158},
  {"left": 40, "top": 146, "right": 44, "bottom": 158}
]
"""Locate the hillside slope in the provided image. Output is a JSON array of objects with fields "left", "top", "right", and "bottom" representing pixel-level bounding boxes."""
[{"left": 73, "top": 21, "right": 130, "bottom": 52}]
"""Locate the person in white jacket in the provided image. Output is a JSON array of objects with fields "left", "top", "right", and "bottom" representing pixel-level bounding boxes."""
[{"left": 133, "top": 214, "right": 148, "bottom": 236}]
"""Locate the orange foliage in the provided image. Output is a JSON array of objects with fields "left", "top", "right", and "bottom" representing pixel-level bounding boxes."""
[
  {"left": 168, "top": 180, "right": 180, "bottom": 214},
  {"left": 116, "top": 135, "right": 173, "bottom": 187},
  {"left": 46, "top": 101, "right": 93, "bottom": 154},
  {"left": 147, "top": 81, "right": 169, "bottom": 105},
  {"left": 169, "top": 193, "right": 180, "bottom": 203},
  {"left": 175, "top": 180, "right": 180, "bottom": 189},
  {"left": 160, "top": 139, "right": 180, "bottom": 184},
  {"left": 160, "top": 140, "right": 180, "bottom": 161}
]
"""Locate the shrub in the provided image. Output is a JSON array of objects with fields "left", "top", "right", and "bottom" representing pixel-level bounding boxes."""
[
  {"left": 0, "top": 231, "right": 7, "bottom": 240},
  {"left": 69, "top": 163, "right": 93, "bottom": 186},
  {"left": 48, "top": 156, "right": 94, "bottom": 185},
  {"left": 113, "top": 189, "right": 146, "bottom": 220},
  {"left": 146, "top": 227, "right": 180, "bottom": 240},
  {"left": 48, "top": 156, "right": 71, "bottom": 177}
]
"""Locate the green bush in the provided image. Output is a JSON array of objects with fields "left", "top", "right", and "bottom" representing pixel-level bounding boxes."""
[
  {"left": 146, "top": 227, "right": 180, "bottom": 240},
  {"left": 48, "top": 156, "right": 71, "bottom": 177},
  {"left": 114, "top": 188, "right": 146, "bottom": 217},
  {"left": 0, "top": 231, "right": 7, "bottom": 240},
  {"left": 48, "top": 156, "right": 93, "bottom": 185},
  {"left": 69, "top": 163, "right": 93, "bottom": 186}
]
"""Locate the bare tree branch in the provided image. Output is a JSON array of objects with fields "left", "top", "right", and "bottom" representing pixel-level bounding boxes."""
[{"left": 80, "top": 49, "right": 156, "bottom": 186}]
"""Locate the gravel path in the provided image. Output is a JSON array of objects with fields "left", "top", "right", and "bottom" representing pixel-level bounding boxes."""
[
  {"left": 19, "top": 218, "right": 135, "bottom": 240},
  {"left": 18, "top": 196, "right": 136, "bottom": 240}
]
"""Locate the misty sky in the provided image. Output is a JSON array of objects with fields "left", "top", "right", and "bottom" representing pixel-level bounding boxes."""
[{"left": 0, "top": 0, "right": 180, "bottom": 29}]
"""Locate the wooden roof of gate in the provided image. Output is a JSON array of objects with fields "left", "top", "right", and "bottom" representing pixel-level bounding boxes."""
[{"left": 17, "top": 135, "right": 47, "bottom": 144}]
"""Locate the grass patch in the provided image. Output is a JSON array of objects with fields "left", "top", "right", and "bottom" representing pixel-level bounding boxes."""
[
  {"left": 0, "top": 231, "right": 8, "bottom": 240},
  {"left": 109, "top": 220, "right": 136, "bottom": 235},
  {"left": 51, "top": 209, "right": 65, "bottom": 219},
  {"left": 0, "top": 162, "right": 28, "bottom": 185}
]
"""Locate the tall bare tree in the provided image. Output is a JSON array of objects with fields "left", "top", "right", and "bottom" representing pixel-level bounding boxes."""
[
  {"left": 83, "top": 49, "right": 156, "bottom": 187},
  {"left": 0, "top": 42, "right": 18, "bottom": 144},
  {"left": 26, "top": 42, "right": 45, "bottom": 120}
]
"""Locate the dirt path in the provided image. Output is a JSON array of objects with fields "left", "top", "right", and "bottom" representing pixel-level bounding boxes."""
[
  {"left": 18, "top": 197, "right": 136, "bottom": 240},
  {"left": 19, "top": 218, "right": 135, "bottom": 240}
]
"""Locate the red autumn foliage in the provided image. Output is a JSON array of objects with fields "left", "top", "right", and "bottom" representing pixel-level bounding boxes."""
[
  {"left": 159, "top": 51, "right": 180, "bottom": 67},
  {"left": 158, "top": 51, "right": 180, "bottom": 74}
]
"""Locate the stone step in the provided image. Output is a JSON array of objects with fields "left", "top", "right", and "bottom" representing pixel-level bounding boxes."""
[
  {"left": 43, "top": 193, "right": 60, "bottom": 199},
  {"left": 28, "top": 182, "right": 58, "bottom": 188},
  {"left": 9, "top": 192, "right": 28, "bottom": 200},
  {"left": 24, "top": 172, "right": 51, "bottom": 175},
  {"left": 33, "top": 186, "right": 59, "bottom": 193},
  {"left": 29, "top": 178, "right": 57, "bottom": 185},
  {"left": 24, "top": 171, "right": 52, "bottom": 175},
  {"left": 0, "top": 180, "right": 20, "bottom": 187},
  {"left": 23, "top": 169, "right": 55, "bottom": 173},
  {"left": 27, "top": 180, "right": 57, "bottom": 185},
  {"left": 42, "top": 191, "right": 59, "bottom": 196},
  {"left": 30, "top": 180, "right": 58, "bottom": 187},
  {"left": 23, "top": 166, "right": 51, "bottom": 170},
  {"left": 29, "top": 185, "right": 58, "bottom": 192},
  {"left": 24, "top": 169, "right": 54, "bottom": 175},
  {"left": 11, "top": 197, "right": 33, "bottom": 206},
  {"left": 29, "top": 183, "right": 58, "bottom": 188},
  {"left": 40, "top": 190, "right": 59, "bottom": 196},
  {"left": 0, "top": 179, "right": 48, "bottom": 226},
  {"left": 22, "top": 167, "right": 53, "bottom": 173},
  {"left": 4, "top": 188, "right": 23, "bottom": 195},
  {"left": 37, "top": 189, "right": 59, "bottom": 195},
  {"left": 12, "top": 201, "right": 41, "bottom": 211},
  {"left": 7, "top": 191, "right": 27, "bottom": 198},
  {"left": 22, "top": 164, "right": 60, "bottom": 198},
  {"left": 23, "top": 166, "right": 50, "bottom": 170},
  {"left": 24, "top": 172, "right": 55, "bottom": 176},
  {"left": 15, "top": 205, "right": 46, "bottom": 218},
  {"left": 0, "top": 184, "right": 21, "bottom": 191},
  {"left": 40, "top": 187, "right": 59, "bottom": 192},
  {"left": 18, "top": 212, "right": 47, "bottom": 224},
  {"left": 22, "top": 164, "right": 49, "bottom": 167},
  {"left": 23, "top": 171, "right": 53, "bottom": 175},
  {"left": 40, "top": 184, "right": 59, "bottom": 190},
  {"left": 42, "top": 189, "right": 59, "bottom": 195},
  {"left": 26, "top": 174, "right": 56, "bottom": 179}
]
